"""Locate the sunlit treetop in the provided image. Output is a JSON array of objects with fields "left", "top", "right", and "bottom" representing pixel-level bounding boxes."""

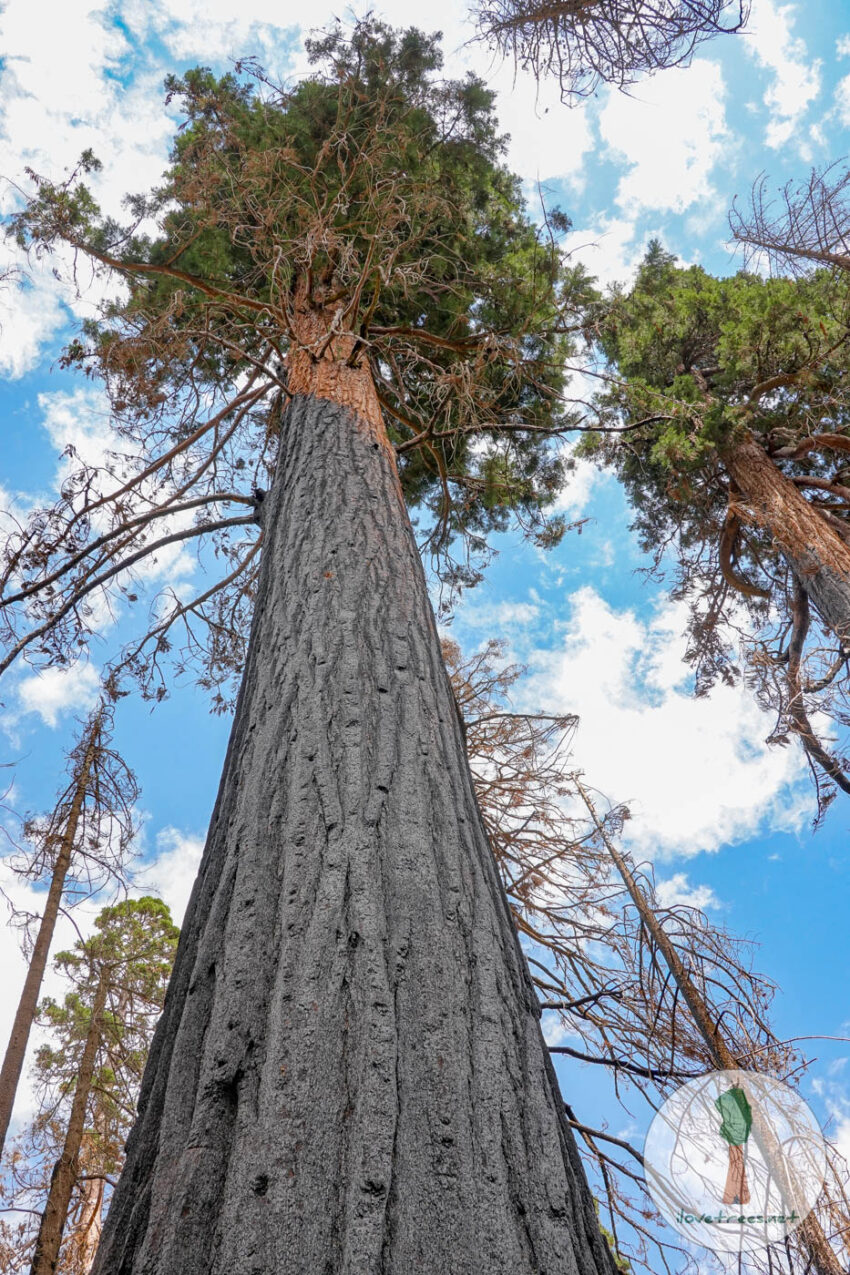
[{"left": 6, "top": 19, "right": 594, "bottom": 707}]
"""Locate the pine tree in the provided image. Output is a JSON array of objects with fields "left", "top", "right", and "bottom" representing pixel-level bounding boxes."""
[
  {"left": 0, "top": 898, "right": 177, "bottom": 1274},
  {"left": 0, "top": 703, "right": 138, "bottom": 1161},
  {"left": 27, "top": 898, "right": 178, "bottom": 1275}
]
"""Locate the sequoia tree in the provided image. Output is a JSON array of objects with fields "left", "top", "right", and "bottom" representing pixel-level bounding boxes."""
[
  {"left": 8, "top": 21, "right": 616, "bottom": 1274},
  {"left": 585, "top": 243, "right": 850, "bottom": 801}
]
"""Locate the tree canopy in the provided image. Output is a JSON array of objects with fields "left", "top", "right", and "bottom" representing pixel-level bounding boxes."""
[
  {"left": 6, "top": 18, "right": 594, "bottom": 709},
  {"left": 585, "top": 242, "right": 850, "bottom": 804}
]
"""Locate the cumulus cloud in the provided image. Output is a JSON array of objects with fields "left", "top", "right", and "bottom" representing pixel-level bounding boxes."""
[
  {"left": 836, "top": 75, "right": 850, "bottom": 128},
  {"left": 522, "top": 588, "right": 810, "bottom": 858},
  {"left": 0, "top": 264, "right": 68, "bottom": 380},
  {"left": 136, "top": 825, "right": 204, "bottom": 924},
  {"left": 600, "top": 59, "right": 729, "bottom": 216},
  {"left": 655, "top": 872, "right": 721, "bottom": 910},
  {"left": 743, "top": 0, "right": 821, "bottom": 150},
  {"left": 15, "top": 660, "right": 101, "bottom": 727},
  {"left": 561, "top": 217, "right": 651, "bottom": 288}
]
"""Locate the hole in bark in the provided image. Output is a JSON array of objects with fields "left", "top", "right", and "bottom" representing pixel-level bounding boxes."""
[{"left": 250, "top": 1173, "right": 269, "bottom": 1197}]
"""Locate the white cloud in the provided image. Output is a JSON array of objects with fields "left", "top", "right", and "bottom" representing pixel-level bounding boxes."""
[
  {"left": 0, "top": 264, "right": 68, "bottom": 380},
  {"left": 838, "top": 35, "right": 850, "bottom": 58},
  {"left": 523, "top": 588, "right": 810, "bottom": 857},
  {"left": 600, "top": 60, "right": 729, "bottom": 215},
  {"left": 462, "top": 599, "right": 541, "bottom": 630},
  {"left": 561, "top": 217, "right": 648, "bottom": 288},
  {"left": 656, "top": 872, "right": 721, "bottom": 910},
  {"left": 743, "top": 0, "right": 821, "bottom": 150},
  {"left": 15, "top": 661, "right": 101, "bottom": 727},
  {"left": 38, "top": 386, "right": 119, "bottom": 476},
  {"left": 136, "top": 825, "right": 204, "bottom": 924},
  {"left": 554, "top": 454, "right": 607, "bottom": 519},
  {"left": 836, "top": 75, "right": 850, "bottom": 128}
]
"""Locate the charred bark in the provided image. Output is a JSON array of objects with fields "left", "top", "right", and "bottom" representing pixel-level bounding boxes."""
[
  {"left": 723, "top": 432, "right": 850, "bottom": 651},
  {"left": 92, "top": 386, "right": 616, "bottom": 1274}
]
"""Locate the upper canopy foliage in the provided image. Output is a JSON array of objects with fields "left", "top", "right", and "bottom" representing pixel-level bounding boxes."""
[
  {"left": 6, "top": 19, "right": 593, "bottom": 703},
  {"left": 585, "top": 242, "right": 850, "bottom": 803}
]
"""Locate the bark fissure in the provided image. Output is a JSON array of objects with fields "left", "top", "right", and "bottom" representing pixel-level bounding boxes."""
[{"left": 92, "top": 383, "right": 616, "bottom": 1274}]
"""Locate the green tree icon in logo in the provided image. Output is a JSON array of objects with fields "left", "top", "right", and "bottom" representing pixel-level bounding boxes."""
[{"left": 715, "top": 1086, "right": 753, "bottom": 1206}]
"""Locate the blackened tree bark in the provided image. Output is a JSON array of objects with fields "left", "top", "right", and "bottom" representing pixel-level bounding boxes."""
[{"left": 92, "top": 359, "right": 617, "bottom": 1273}]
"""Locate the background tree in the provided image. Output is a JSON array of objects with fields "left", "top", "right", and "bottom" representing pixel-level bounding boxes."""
[
  {"left": 731, "top": 163, "right": 850, "bottom": 278},
  {"left": 474, "top": 0, "right": 748, "bottom": 99},
  {"left": 0, "top": 897, "right": 178, "bottom": 1275},
  {"left": 0, "top": 702, "right": 138, "bottom": 1161},
  {"left": 582, "top": 243, "right": 850, "bottom": 807},
  {"left": 7, "top": 22, "right": 622, "bottom": 1273},
  {"left": 446, "top": 638, "right": 850, "bottom": 1274}
]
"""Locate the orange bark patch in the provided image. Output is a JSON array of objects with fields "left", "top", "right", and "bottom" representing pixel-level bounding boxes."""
[
  {"left": 725, "top": 432, "right": 850, "bottom": 581},
  {"left": 286, "top": 282, "right": 395, "bottom": 466}
]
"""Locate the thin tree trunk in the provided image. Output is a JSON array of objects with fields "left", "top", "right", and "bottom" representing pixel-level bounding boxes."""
[
  {"left": 64, "top": 1134, "right": 104, "bottom": 1275},
  {"left": 91, "top": 323, "right": 617, "bottom": 1274},
  {"left": 31, "top": 968, "right": 108, "bottom": 1275},
  {"left": 68, "top": 1172, "right": 105, "bottom": 1274},
  {"left": 0, "top": 710, "right": 102, "bottom": 1159},
  {"left": 723, "top": 432, "right": 850, "bottom": 651},
  {"left": 576, "top": 781, "right": 844, "bottom": 1275}
]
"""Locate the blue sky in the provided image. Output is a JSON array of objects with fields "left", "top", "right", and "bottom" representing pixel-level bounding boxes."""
[{"left": 2, "top": 0, "right": 850, "bottom": 1263}]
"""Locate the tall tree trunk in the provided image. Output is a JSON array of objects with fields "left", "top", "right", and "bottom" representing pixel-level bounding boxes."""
[
  {"left": 31, "top": 968, "right": 108, "bottom": 1275},
  {"left": 723, "top": 432, "right": 850, "bottom": 650},
  {"left": 91, "top": 329, "right": 616, "bottom": 1273},
  {"left": 0, "top": 710, "right": 101, "bottom": 1159},
  {"left": 576, "top": 781, "right": 844, "bottom": 1275}
]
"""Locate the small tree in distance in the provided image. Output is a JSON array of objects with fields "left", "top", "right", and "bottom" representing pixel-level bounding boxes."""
[
  {"left": 0, "top": 702, "right": 138, "bottom": 1162},
  {"left": 0, "top": 897, "right": 178, "bottom": 1275}
]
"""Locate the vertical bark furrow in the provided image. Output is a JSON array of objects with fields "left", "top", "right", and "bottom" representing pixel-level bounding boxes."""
[{"left": 93, "top": 393, "right": 615, "bottom": 1275}]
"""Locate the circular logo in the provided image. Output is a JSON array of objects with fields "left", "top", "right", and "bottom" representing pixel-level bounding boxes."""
[{"left": 643, "top": 1070, "right": 828, "bottom": 1255}]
